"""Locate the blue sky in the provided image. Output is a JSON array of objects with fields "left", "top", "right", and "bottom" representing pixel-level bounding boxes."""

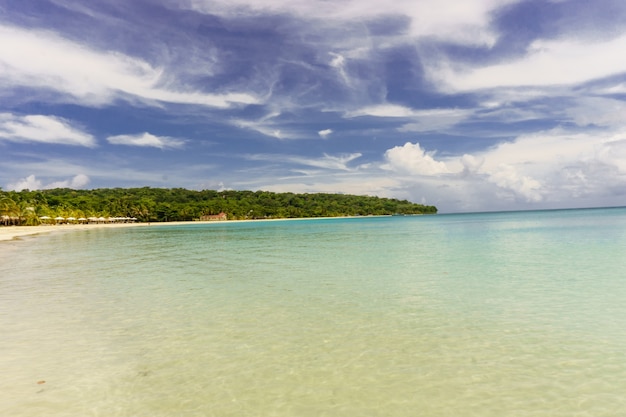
[{"left": 2, "top": 0, "right": 626, "bottom": 212}]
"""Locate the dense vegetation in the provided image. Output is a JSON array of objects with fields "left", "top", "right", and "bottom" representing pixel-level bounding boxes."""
[{"left": 1, "top": 187, "right": 437, "bottom": 225}]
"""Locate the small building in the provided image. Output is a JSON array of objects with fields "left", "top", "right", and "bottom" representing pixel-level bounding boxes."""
[{"left": 199, "top": 212, "right": 228, "bottom": 221}]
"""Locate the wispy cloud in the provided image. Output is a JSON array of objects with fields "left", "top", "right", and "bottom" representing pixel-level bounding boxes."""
[
  {"left": 345, "top": 104, "right": 416, "bottom": 118},
  {"left": 346, "top": 105, "right": 472, "bottom": 132},
  {"left": 232, "top": 112, "right": 299, "bottom": 140},
  {"left": 0, "top": 113, "right": 96, "bottom": 147},
  {"left": 248, "top": 152, "right": 363, "bottom": 171},
  {"left": 186, "top": 0, "right": 514, "bottom": 46},
  {"left": 0, "top": 24, "right": 260, "bottom": 108},
  {"left": 429, "top": 33, "right": 626, "bottom": 91},
  {"left": 106, "top": 132, "right": 186, "bottom": 149}
]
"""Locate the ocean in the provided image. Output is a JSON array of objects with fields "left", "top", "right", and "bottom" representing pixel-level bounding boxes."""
[{"left": 2, "top": 208, "right": 626, "bottom": 416}]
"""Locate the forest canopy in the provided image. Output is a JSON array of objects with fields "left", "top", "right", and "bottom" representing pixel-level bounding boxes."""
[{"left": 1, "top": 187, "right": 437, "bottom": 225}]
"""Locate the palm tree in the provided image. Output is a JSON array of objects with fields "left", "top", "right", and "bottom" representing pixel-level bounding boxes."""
[{"left": 1, "top": 196, "right": 20, "bottom": 225}]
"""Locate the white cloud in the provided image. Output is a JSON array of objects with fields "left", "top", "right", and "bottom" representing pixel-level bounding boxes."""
[
  {"left": 248, "top": 152, "right": 362, "bottom": 171},
  {"left": 0, "top": 24, "right": 259, "bottom": 108},
  {"left": 6, "top": 174, "right": 42, "bottom": 191},
  {"left": 487, "top": 164, "right": 543, "bottom": 202},
  {"left": 460, "top": 154, "right": 484, "bottom": 174},
  {"left": 329, "top": 52, "right": 351, "bottom": 86},
  {"left": 378, "top": 127, "right": 626, "bottom": 210},
  {"left": 233, "top": 112, "right": 298, "bottom": 139},
  {"left": 106, "top": 132, "right": 186, "bottom": 149},
  {"left": 318, "top": 128, "right": 333, "bottom": 138},
  {"left": 7, "top": 174, "right": 90, "bottom": 191},
  {"left": 187, "top": 0, "right": 516, "bottom": 47},
  {"left": 564, "top": 97, "right": 626, "bottom": 128},
  {"left": 47, "top": 173, "right": 91, "bottom": 189},
  {"left": 383, "top": 142, "right": 450, "bottom": 175},
  {"left": 345, "top": 104, "right": 416, "bottom": 118},
  {"left": 397, "top": 109, "right": 473, "bottom": 132},
  {"left": 430, "top": 33, "right": 626, "bottom": 91},
  {"left": 0, "top": 113, "right": 96, "bottom": 147},
  {"left": 345, "top": 105, "right": 472, "bottom": 131}
]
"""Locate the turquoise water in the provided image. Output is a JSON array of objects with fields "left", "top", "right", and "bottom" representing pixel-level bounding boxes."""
[{"left": 2, "top": 208, "right": 626, "bottom": 416}]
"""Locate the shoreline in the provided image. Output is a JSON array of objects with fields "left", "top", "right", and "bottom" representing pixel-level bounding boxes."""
[{"left": 0, "top": 216, "right": 379, "bottom": 242}]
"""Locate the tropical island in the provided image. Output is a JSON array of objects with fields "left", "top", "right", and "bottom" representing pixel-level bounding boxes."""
[{"left": 1, "top": 187, "right": 437, "bottom": 226}]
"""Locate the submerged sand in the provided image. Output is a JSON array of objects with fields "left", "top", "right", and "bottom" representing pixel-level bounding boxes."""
[
  {"left": 0, "top": 222, "right": 150, "bottom": 242},
  {"left": 0, "top": 216, "right": 375, "bottom": 242}
]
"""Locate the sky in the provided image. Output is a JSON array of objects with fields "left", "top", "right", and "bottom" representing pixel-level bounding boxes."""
[{"left": 1, "top": 0, "right": 626, "bottom": 213}]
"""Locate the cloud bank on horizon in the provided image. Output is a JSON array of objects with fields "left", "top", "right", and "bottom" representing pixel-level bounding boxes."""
[{"left": 1, "top": 0, "right": 626, "bottom": 212}]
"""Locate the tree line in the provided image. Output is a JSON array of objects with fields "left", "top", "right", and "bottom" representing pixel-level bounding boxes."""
[{"left": 1, "top": 187, "right": 437, "bottom": 225}]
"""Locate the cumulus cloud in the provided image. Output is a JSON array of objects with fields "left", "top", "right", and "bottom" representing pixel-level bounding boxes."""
[
  {"left": 318, "top": 129, "right": 333, "bottom": 138},
  {"left": 383, "top": 142, "right": 450, "bottom": 175},
  {"left": 106, "top": 132, "right": 186, "bottom": 149},
  {"left": 0, "top": 113, "right": 96, "bottom": 147},
  {"left": 460, "top": 154, "right": 484, "bottom": 174},
  {"left": 380, "top": 127, "right": 626, "bottom": 209},
  {"left": 487, "top": 164, "right": 543, "bottom": 202},
  {"left": 7, "top": 174, "right": 90, "bottom": 191},
  {"left": 0, "top": 24, "right": 259, "bottom": 108}
]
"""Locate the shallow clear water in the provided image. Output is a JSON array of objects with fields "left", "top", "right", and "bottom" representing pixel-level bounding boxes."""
[{"left": 2, "top": 208, "right": 626, "bottom": 416}]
